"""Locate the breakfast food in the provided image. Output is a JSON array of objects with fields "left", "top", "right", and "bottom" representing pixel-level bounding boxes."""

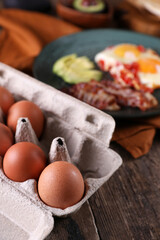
[
  {"left": 3, "top": 142, "right": 46, "bottom": 182},
  {"left": 0, "top": 123, "right": 14, "bottom": 156},
  {"left": 53, "top": 45, "right": 160, "bottom": 112},
  {"left": 7, "top": 100, "right": 45, "bottom": 138},
  {"left": 63, "top": 80, "right": 120, "bottom": 110},
  {"left": 53, "top": 54, "right": 102, "bottom": 84},
  {"left": 95, "top": 43, "right": 160, "bottom": 91},
  {"left": 38, "top": 137, "right": 84, "bottom": 209},
  {"left": 38, "top": 161, "right": 85, "bottom": 209},
  {"left": 65, "top": 79, "right": 158, "bottom": 111},
  {"left": 73, "top": 0, "right": 106, "bottom": 13},
  {"left": 0, "top": 86, "right": 14, "bottom": 115},
  {"left": 101, "top": 80, "right": 158, "bottom": 110}
]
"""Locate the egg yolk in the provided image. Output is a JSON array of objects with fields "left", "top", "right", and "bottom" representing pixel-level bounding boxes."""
[
  {"left": 138, "top": 58, "right": 160, "bottom": 73},
  {"left": 114, "top": 44, "right": 140, "bottom": 58}
]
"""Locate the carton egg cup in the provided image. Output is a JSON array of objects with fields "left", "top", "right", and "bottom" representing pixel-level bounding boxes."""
[{"left": 0, "top": 63, "right": 122, "bottom": 240}]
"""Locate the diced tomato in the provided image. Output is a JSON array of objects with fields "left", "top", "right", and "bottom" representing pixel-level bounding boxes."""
[
  {"left": 137, "top": 45, "right": 146, "bottom": 52},
  {"left": 98, "top": 60, "right": 105, "bottom": 71},
  {"left": 124, "top": 62, "right": 139, "bottom": 72}
]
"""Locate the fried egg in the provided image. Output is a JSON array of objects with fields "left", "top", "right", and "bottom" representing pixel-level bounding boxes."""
[{"left": 95, "top": 43, "right": 160, "bottom": 89}]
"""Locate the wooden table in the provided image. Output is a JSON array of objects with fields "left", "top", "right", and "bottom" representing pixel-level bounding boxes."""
[{"left": 45, "top": 134, "right": 160, "bottom": 240}]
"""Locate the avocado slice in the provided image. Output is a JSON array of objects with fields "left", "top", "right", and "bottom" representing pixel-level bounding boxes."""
[
  {"left": 73, "top": 0, "right": 105, "bottom": 13},
  {"left": 70, "top": 56, "right": 95, "bottom": 69},
  {"left": 53, "top": 54, "right": 77, "bottom": 75},
  {"left": 63, "top": 68, "right": 102, "bottom": 84},
  {"left": 52, "top": 54, "right": 102, "bottom": 84}
]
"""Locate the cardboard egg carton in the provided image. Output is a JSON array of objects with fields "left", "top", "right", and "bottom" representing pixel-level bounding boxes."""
[{"left": 0, "top": 62, "right": 122, "bottom": 240}]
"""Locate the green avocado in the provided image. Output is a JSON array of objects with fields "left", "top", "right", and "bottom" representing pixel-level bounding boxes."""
[
  {"left": 52, "top": 54, "right": 102, "bottom": 84},
  {"left": 53, "top": 54, "right": 77, "bottom": 76},
  {"left": 73, "top": 0, "right": 105, "bottom": 13},
  {"left": 62, "top": 68, "right": 102, "bottom": 84}
]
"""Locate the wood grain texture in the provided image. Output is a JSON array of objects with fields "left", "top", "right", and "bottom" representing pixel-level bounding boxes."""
[
  {"left": 89, "top": 135, "right": 160, "bottom": 240},
  {"left": 45, "top": 201, "right": 99, "bottom": 240}
]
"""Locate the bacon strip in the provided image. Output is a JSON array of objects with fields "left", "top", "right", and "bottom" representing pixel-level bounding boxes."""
[
  {"left": 100, "top": 80, "right": 158, "bottom": 111},
  {"left": 64, "top": 80, "right": 158, "bottom": 111},
  {"left": 63, "top": 81, "right": 120, "bottom": 111}
]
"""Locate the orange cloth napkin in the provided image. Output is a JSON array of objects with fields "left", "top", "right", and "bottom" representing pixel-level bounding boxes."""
[
  {"left": 112, "top": 117, "right": 160, "bottom": 158},
  {"left": 0, "top": 9, "right": 159, "bottom": 158},
  {"left": 0, "top": 9, "right": 81, "bottom": 74}
]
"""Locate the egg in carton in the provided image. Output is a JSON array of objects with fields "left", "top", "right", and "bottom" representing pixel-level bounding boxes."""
[{"left": 0, "top": 62, "right": 122, "bottom": 240}]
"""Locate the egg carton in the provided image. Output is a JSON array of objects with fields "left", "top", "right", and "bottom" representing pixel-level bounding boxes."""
[{"left": 0, "top": 62, "right": 122, "bottom": 240}]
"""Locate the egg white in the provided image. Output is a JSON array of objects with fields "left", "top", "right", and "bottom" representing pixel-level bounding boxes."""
[
  {"left": 95, "top": 46, "right": 139, "bottom": 71},
  {"left": 95, "top": 44, "right": 160, "bottom": 89},
  {"left": 138, "top": 72, "right": 160, "bottom": 88}
]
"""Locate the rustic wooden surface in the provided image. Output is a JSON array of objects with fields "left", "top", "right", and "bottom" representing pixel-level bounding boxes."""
[{"left": 45, "top": 133, "right": 160, "bottom": 240}]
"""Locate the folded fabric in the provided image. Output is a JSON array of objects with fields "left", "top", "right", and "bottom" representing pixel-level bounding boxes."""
[
  {"left": 0, "top": 9, "right": 159, "bottom": 158},
  {"left": 112, "top": 118, "right": 158, "bottom": 158},
  {"left": 0, "top": 9, "right": 81, "bottom": 74}
]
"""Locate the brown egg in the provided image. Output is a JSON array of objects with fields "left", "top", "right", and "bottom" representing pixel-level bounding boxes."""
[
  {"left": 0, "top": 86, "right": 14, "bottom": 115},
  {"left": 38, "top": 161, "right": 85, "bottom": 209},
  {"left": 0, "top": 123, "right": 14, "bottom": 157},
  {"left": 7, "top": 100, "right": 44, "bottom": 138},
  {"left": 3, "top": 142, "right": 46, "bottom": 182}
]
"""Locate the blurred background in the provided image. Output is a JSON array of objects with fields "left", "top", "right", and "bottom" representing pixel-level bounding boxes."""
[{"left": 0, "top": 0, "right": 160, "bottom": 37}]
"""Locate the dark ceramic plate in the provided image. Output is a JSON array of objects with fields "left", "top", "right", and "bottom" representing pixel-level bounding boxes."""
[{"left": 33, "top": 29, "right": 160, "bottom": 119}]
